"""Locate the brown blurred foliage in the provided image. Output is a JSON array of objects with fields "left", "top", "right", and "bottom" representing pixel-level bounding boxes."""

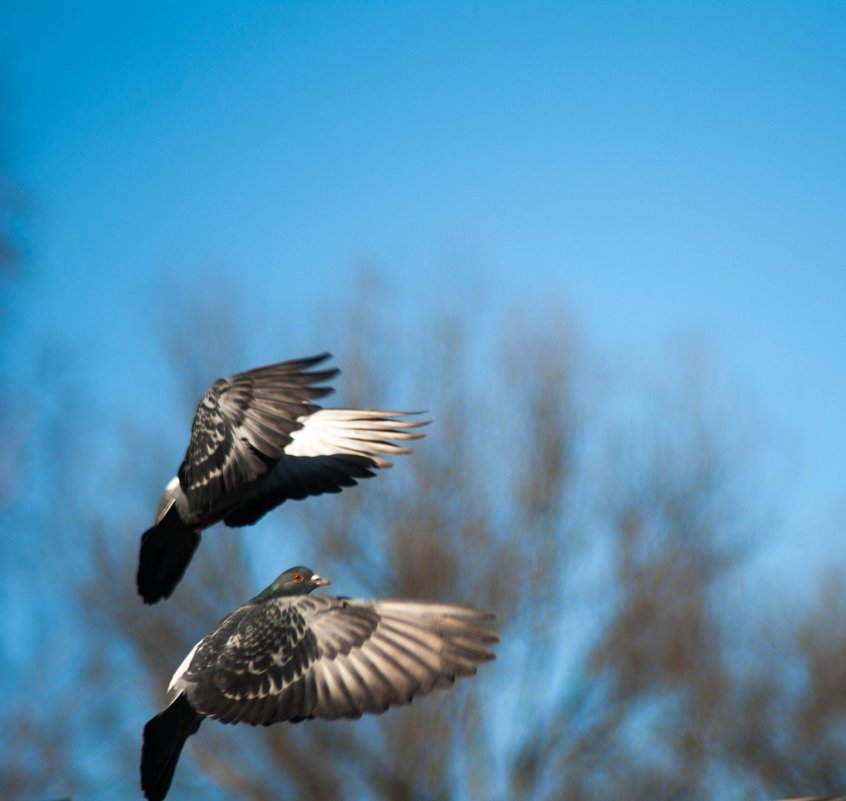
[{"left": 2, "top": 276, "right": 845, "bottom": 801}]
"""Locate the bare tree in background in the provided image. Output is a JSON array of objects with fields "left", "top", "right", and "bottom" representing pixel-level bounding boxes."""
[
  {"left": 0, "top": 95, "right": 89, "bottom": 801},
  {"left": 3, "top": 274, "right": 845, "bottom": 801}
]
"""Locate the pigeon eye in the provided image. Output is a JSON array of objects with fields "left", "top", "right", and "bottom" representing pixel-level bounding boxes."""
[{"left": 294, "top": 573, "right": 303, "bottom": 582}]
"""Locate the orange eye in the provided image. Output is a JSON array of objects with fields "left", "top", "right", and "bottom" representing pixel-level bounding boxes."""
[{"left": 294, "top": 573, "right": 303, "bottom": 581}]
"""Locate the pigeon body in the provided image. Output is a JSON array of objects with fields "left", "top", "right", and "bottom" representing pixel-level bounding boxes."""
[
  {"left": 140, "top": 566, "right": 499, "bottom": 801},
  {"left": 136, "top": 354, "right": 427, "bottom": 603}
]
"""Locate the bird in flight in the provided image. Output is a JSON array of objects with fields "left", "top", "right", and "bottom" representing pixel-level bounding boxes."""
[
  {"left": 136, "top": 353, "right": 427, "bottom": 604},
  {"left": 140, "top": 565, "right": 499, "bottom": 801}
]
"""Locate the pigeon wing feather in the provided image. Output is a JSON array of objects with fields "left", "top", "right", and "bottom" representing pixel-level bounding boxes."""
[
  {"left": 177, "top": 354, "right": 337, "bottom": 518},
  {"left": 182, "top": 595, "right": 498, "bottom": 726},
  {"left": 222, "top": 410, "right": 428, "bottom": 527}
]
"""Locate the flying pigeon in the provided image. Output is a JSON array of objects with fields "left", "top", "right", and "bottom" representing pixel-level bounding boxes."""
[
  {"left": 140, "top": 565, "right": 499, "bottom": 801},
  {"left": 136, "top": 353, "right": 427, "bottom": 604}
]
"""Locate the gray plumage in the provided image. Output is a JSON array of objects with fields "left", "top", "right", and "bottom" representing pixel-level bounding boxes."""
[
  {"left": 136, "top": 354, "right": 427, "bottom": 603},
  {"left": 140, "top": 566, "right": 499, "bottom": 801}
]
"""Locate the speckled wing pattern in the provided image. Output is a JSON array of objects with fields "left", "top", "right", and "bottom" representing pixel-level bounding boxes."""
[
  {"left": 177, "top": 354, "right": 337, "bottom": 518},
  {"left": 181, "top": 596, "right": 498, "bottom": 726}
]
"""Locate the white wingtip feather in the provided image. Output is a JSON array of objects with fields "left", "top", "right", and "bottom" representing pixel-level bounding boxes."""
[{"left": 286, "top": 409, "right": 429, "bottom": 466}]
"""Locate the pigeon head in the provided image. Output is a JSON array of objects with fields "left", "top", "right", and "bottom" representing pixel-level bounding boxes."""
[{"left": 255, "top": 566, "right": 330, "bottom": 601}]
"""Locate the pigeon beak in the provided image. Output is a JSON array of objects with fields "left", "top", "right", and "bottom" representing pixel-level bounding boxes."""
[{"left": 312, "top": 574, "right": 330, "bottom": 587}]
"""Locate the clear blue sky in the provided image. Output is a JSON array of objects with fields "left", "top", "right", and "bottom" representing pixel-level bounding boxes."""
[{"left": 4, "top": 1, "right": 845, "bottom": 573}]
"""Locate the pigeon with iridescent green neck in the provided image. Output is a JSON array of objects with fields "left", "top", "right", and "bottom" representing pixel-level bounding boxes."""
[
  {"left": 135, "top": 353, "right": 427, "bottom": 604},
  {"left": 140, "top": 565, "right": 499, "bottom": 801}
]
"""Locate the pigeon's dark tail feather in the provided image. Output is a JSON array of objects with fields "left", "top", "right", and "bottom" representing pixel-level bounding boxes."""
[
  {"left": 136, "top": 504, "right": 201, "bottom": 604},
  {"left": 141, "top": 694, "right": 203, "bottom": 801}
]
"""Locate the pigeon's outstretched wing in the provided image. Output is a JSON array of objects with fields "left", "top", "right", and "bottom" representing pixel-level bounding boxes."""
[
  {"left": 178, "top": 353, "right": 337, "bottom": 519},
  {"left": 222, "top": 410, "right": 428, "bottom": 527},
  {"left": 179, "top": 596, "right": 499, "bottom": 726}
]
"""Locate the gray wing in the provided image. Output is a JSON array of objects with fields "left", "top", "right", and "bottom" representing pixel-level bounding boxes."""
[
  {"left": 177, "top": 354, "right": 337, "bottom": 518},
  {"left": 222, "top": 410, "right": 428, "bottom": 527},
  {"left": 305, "top": 598, "right": 498, "bottom": 721},
  {"left": 183, "top": 596, "right": 498, "bottom": 726},
  {"left": 180, "top": 599, "right": 322, "bottom": 725}
]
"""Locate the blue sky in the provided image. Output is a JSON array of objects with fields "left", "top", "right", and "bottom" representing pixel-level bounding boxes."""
[{"left": 4, "top": 1, "right": 845, "bottom": 577}]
